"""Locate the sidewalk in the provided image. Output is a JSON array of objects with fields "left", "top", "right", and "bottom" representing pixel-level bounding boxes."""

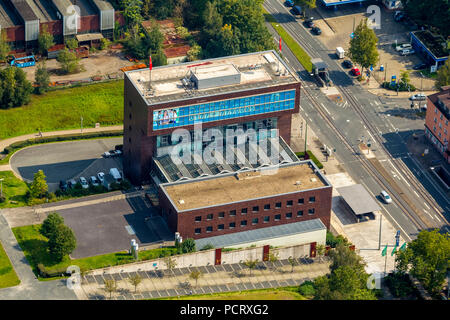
[
  {"left": 0, "top": 125, "right": 123, "bottom": 154},
  {"left": 74, "top": 258, "right": 330, "bottom": 300}
]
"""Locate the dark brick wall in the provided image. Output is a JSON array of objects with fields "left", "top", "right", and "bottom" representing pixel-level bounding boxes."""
[
  {"left": 79, "top": 15, "right": 100, "bottom": 33},
  {"left": 159, "top": 185, "right": 332, "bottom": 240}
]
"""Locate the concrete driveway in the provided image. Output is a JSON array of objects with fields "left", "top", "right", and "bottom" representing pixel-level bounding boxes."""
[{"left": 10, "top": 138, "right": 123, "bottom": 190}]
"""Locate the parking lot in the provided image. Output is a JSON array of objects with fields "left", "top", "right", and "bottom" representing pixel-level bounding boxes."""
[
  {"left": 311, "top": 2, "right": 437, "bottom": 91},
  {"left": 10, "top": 138, "right": 123, "bottom": 191},
  {"left": 59, "top": 195, "right": 167, "bottom": 259}
]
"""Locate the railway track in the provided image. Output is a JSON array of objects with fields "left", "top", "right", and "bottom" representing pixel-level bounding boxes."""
[
  {"left": 300, "top": 83, "right": 431, "bottom": 234},
  {"left": 338, "top": 86, "right": 445, "bottom": 228}
]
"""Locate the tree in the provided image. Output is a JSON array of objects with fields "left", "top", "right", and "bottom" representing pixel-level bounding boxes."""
[
  {"left": 0, "top": 30, "right": 11, "bottom": 62},
  {"left": 123, "top": 0, "right": 143, "bottom": 28},
  {"left": 30, "top": 170, "right": 48, "bottom": 199},
  {"left": 150, "top": 49, "right": 167, "bottom": 67},
  {"left": 187, "top": 44, "right": 202, "bottom": 62},
  {"left": 0, "top": 67, "right": 33, "bottom": 109},
  {"left": 287, "top": 256, "right": 297, "bottom": 273},
  {"left": 57, "top": 48, "right": 80, "bottom": 74},
  {"left": 180, "top": 238, "right": 196, "bottom": 253},
  {"left": 128, "top": 274, "right": 142, "bottom": 293},
  {"left": 66, "top": 37, "right": 79, "bottom": 50},
  {"left": 437, "top": 59, "right": 450, "bottom": 89},
  {"left": 35, "top": 61, "right": 50, "bottom": 94},
  {"left": 268, "top": 252, "right": 279, "bottom": 271},
  {"left": 242, "top": 258, "right": 258, "bottom": 276},
  {"left": 47, "top": 224, "right": 77, "bottom": 262},
  {"left": 40, "top": 212, "right": 64, "bottom": 239},
  {"left": 104, "top": 279, "right": 118, "bottom": 299},
  {"left": 163, "top": 255, "right": 177, "bottom": 272},
  {"left": 348, "top": 18, "right": 379, "bottom": 74},
  {"left": 38, "top": 25, "right": 54, "bottom": 55},
  {"left": 400, "top": 70, "right": 411, "bottom": 86},
  {"left": 295, "top": 0, "right": 316, "bottom": 9},
  {"left": 395, "top": 229, "right": 450, "bottom": 296},
  {"left": 189, "top": 270, "right": 202, "bottom": 287},
  {"left": 316, "top": 244, "right": 326, "bottom": 262},
  {"left": 401, "top": 0, "right": 450, "bottom": 38}
]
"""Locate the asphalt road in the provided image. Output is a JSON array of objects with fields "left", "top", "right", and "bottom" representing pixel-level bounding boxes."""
[
  {"left": 10, "top": 137, "right": 123, "bottom": 184},
  {"left": 264, "top": 0, "right": 449, "bottom": 239}
]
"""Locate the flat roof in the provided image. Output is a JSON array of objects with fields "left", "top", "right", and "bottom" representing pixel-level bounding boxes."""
[
  {"left": 11, "top": 0, "right": 39, "bottom": 22},
  {"left": 411, "top": 31, "right": 449, "bottom": 60},
  {"left": 126, "top": 50, "right": 299, "bottom": 106},
  {"left": 195, "top": 218, "right": 326, "bottom": 249},
  {"left": 161, "top": 161, "right": 330, "bottom": 212},
  {"left": 336, "top": 184, "right": 381, "bottom": 215}
]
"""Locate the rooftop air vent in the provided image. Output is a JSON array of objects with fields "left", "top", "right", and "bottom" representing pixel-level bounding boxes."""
[{"left": 178, "top": 199, "right": 185, "bottom": 204}]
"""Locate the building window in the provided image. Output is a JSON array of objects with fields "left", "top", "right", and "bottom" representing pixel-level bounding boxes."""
[
  {"left": 229, "top": 222, "right": 236, "bottom": 229},
  {"left": 252, "top": 218, "right": 258, "bottom": 225},
  {"left": 298, "top": 198, "right": 304, "bottom": 205},
  {"left": 264, "top": 216, "right": 270, "bottom": 223},
  {"left": 206, "top": 226, "right": 213, "bottom": 233},
  {"left": 129, "top": 113, "right": 132, "bottom": 119},
  {"left": 128, "top": 125, "right": 132, "bottom": 131},
  {"left": 309, "top": 196, "right": 316, "bottom": 203},
  {"left": 286, "top": 212, "right": 292, "bottom": 219},
  {"left": 128, "top": 137, "right": 131, "bottom": 143},
  {"left": 297, "top": 210, "right": 303, "bottom": 217},
  {"left": 207, "top": 214, "right": 213, "bottom": 220},
  {"left": 195, "top": 228, "right": 201, "bottom": 234},
  {"left": 241, "top": 208, "right": 248, "bottom": 215},
  {"left": 252, "top": 206, "right": 259, "bottom": 212},
  {"left": 308, "top": 208, "right": 315, "bottom": 215},
  {"left": 240, "top": 220, "right": 247, "bottom": 227},
  {"left": 274, "top": 214, "right": 281, "bottom": 221},
  {"left": 218, "top": 212, "right": 225, "bottom": 218},
  {"left": 230, "top": 210, "right": 236, "bottom": 216},
  {"left": 195, "top": 216, "right": 201, "bottom": 222},
  {"left": 264, "top": 204, "right": 270, "bottom": 210},
  {"left": 218, "top": 224, "right": 224, "bottom": 231},
  {"left": 286, "top": 200, "right": 293, "bottom": 207},
  {"left": 275, "top": 202, "right": 282, "bottom": 209}
]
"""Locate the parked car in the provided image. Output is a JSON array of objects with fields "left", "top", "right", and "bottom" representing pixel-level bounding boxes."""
[
  {"left": 304, "top": 17, "right": 314, "bottom": 28},
  {"left": 413, "top": 62, "right": 428, "bottom": 70},
  {"left": 90, "top": 176, "right": 99, "bottom": 186},
  {"left": 79, "top": 177, "right": 89, "bottom": 189},
  {"left": 108, "top": 150, "right": 117, "bottom": 157},
  {"left": 380, "top": 190, "right": 392, "bottom": 204},
  {"left": 409, "top": 93, "right": 426, "bottom": 101},
  {"left": 400, "top": 49, "right": 415, "bottom": 56},
  {"left": 114, "top": 149, "right": 122, "bottom": 156},
  {"left": 97, "top": 172, "right": 105, "bottom": 183},
  {"left": 351, "top": 67, "right": 361, "bottom": 76},
  {"left": 103, "top": 151, "right": 111, "bottom": 158},
  {"left": 59, "top": 180, "right": 68, "bottom": 191},
  {"left": 394, "top": 11, "right": 406, "bottom": 22},
  {"left": 109, "top": 168, "right": 122, "bottom": 183},
  {"left": 342, "top": 60, "right": 353, "bottom": 69},
  {"left": 67, "top": 179, "right": 77, "bottom": 189},
  {"left": 311, "top": 26, "right": 322, "bottom": 35},
  {"left": 395, "top": 43, "right": 412, "bottom": 52},
  {"left": 285, "top": 0, "right": 294, "bottom": 7},
  {"left": 291, "top": 5, "right": 302, "bottom": 16}
]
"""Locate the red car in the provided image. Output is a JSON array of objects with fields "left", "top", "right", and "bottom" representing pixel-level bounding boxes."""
[{"left": 351, "top": 67, "right": 361, "bottom": 76}]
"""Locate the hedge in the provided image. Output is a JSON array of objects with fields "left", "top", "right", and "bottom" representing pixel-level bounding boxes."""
[
  {"left": 37, "top": 263, "right": 70, "bottom": 278},
  {"left": 3, "top": 130, "right": 123, "bottom": 155},
  {"left": 295, "top": 150, "right": 323, "bottom": 169},
  {"left": 381, "top": 81, "right": 417, "bottom": 92}
]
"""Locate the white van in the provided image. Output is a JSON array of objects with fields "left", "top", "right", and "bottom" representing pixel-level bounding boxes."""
[
  {"left": 336, "top": 47, "right": 345, "bottom": 59},
  {"left": 109, "top": 168, "right": 122, "bottom": 182},
  {"left": 380, "top": 190, "right": 392, "bottom": 204}
]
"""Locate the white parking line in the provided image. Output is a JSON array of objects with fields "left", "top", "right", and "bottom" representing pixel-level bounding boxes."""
[
  {"left": 413, "top": 190, "right": 419, "bottom": 198},
  {"left": 321, "top": 103, "right": 331, "bottom": 115},
  {"left": 424, "top": 202, "right": 430, "bottom": 210}
]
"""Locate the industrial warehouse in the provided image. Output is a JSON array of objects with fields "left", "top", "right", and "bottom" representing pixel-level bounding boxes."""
[
  {"left": 123, "top": 50, "right": 333, "bottom": 247},
  {"left": 0, "top": 0, "right": 115, "bottom": 48}
]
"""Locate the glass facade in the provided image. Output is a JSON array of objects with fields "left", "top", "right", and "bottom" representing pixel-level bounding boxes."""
[{"left": 152, "top": 90, "right": 296, "bottom": 130}]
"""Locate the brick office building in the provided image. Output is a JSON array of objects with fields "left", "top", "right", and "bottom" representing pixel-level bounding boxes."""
[
  {"left": 159, "top": 161, "right": 332, "bottom": 241},
  {"left": 424, "top": 86, "right": 450, "bottom": 163},
  {"left": 123, "top": 50, "right": 332, "bottom": 246}
]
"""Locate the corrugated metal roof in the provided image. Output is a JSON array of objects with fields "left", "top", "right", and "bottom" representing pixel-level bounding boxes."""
[
  {"left": 11, "top": 0, "right": 39, "bottom": 22},
  {"left": 195, "top": 218, "right": 326, "bottom": 249},
  {"left": 336, "top": 184, "right": 381, "bottom": 215},
  {"left": 51, "top": 0, "right": 72, "bottom": 16}
]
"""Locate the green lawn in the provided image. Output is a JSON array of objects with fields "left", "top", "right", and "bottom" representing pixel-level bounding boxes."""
[
  {"left": 0, "top": 241, "right": 20, "bottom": 288},
  {"left": 0, "top": 171, "right": 29, "bottom": 208},
  {"left": 163, "top": 287, "right": 307, "bottom": 300},
  {"left": 12, "top": 224, "right": 178, "bottom": 279},
  {"left": 0, "top": 80, "right": 124, "bottom": 140},
  {"left": 263, "top": 10, "right": 313, "bottom": 72}
]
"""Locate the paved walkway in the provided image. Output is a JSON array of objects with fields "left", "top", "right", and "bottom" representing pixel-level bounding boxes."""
[
  {"left": 0, "top": 125, "right": 123, "bottom": 154},
  {"left": 75, "top": 258, "right": 330, "bottom": 300},
  {"left": 0, "top": 213, "right": 77, "bottom": 299}
]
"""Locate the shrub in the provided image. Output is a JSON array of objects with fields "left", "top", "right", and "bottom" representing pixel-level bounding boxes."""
[
  {"left": 295, "top": 150, "right": 323, "bottom": 169},
  {"left": 120, "top": 179, "right": 132, "bottom": 190},
  {"left": 326, "top": 231, "right": 349, "bottom": 248},
  {"left": 200, "top": 243, "right": 215, "bottom": 251},
  {"left": 385, "top": 272, "right": 415, "bottom": 298},
  {"left": 298, "top": 280, "right": 316, "bottom": 297},
  {"left": 382, "top": 81, "right": 416, "bottom": 92},
  {"left": 0, "top": 195, "right": 6, "bottom": 203},
  {"left": 37, "top": 263, "right": 69, "bottom": 278}
]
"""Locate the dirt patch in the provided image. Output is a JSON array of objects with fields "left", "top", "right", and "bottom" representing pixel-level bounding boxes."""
[{"left": 23, "top": 50, "right": 136, "bottom": 82}]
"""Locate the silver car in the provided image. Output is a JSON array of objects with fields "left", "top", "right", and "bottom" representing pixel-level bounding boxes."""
[
  {"left": 79, "top": 177, "right": 89, "bottom": 189},
  {"left": 97, "top": 172, "right": 105, "bottom": 183},
  {"left": 409, "top": 93, "right": 426, "bottom": 101}
]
